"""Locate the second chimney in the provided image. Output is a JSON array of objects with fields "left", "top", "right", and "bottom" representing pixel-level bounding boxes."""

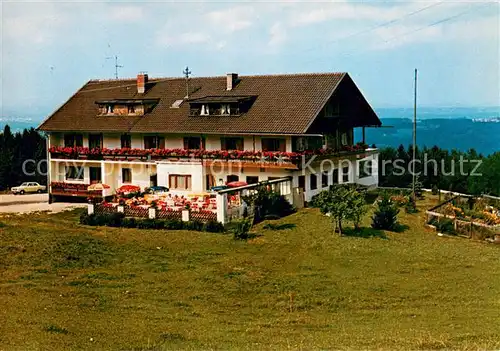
[
  {"left": 137, "top": 73, "right": 148, "bottom": 94},
  {"left": 226, "top": 73, "right": 238, "bottom": 91}
]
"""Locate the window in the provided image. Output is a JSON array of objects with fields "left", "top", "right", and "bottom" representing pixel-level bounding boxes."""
[
  {"left": 342, "top": 166, "right": 349, "bottom": 183},
  {"left": 227, "top": 175, "right": 239, "bottom": 183},
  {"left": 89, "top": 134, "right": 103, "bottom": 149},
  {"left": 66, "top": 166, "right": 84, "bottom": 181},
  {"left": 184, "top": 137, "right": 202, "bottom": 150},
  {"left": 246, "top": 176, "right": 259, "bottom": 184},
  {"left": 298, "top": 175, "right": 305, "bottom": 189},
  {"left": 206, "top": 174, "right": 215, "bottom": 190},
  {"left": 121, "top": 134, "right": 131, "bottom": 148},
  {"left": 128, "top": 105, "right": 136, "bottom": 114},
  {"left": 122, "top": 168, "right": 132, "bottom": 183},
  {"left": 221, "top": 137, "right": 243, "bottom": 150},
  {"left": 262, "top": 138, "right": 285, "bottom": 152},
  {"left": 322, "top": 172, "right": 328, "bottom": 188},
  {"left": 64, "top": 133, "right": 83, "bottom": 147},
  {"left": 221, "top": 104, "right": 231, "bottom": 115},
  {"left": 310, "top": 174, "right": 317, "bottom": 190},
  {"left": 341, "top": 133, "right": 348, "bottom": 146},
  {"left": 144, "top": 136, "right": 165, "bottom": 149},
  {"left": 169, "top": 175, "right": 191, "bottom": 190},
  {"left": 200, "top": 104, "right": 210, "bottom": 115},
  {"left": 106, "top": 105, "right": 114, "bottom": 114},
  {"left": 89, "top": 167, "right": 102, "bottom": 184},
  {"left": 359, "top": 160, "right": 372, "bottom": 178},
  {"left": 332, "top": 169, "right": 339, "bottom": 184}
]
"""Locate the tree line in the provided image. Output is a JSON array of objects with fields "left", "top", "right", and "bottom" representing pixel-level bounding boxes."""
[
  {"left": 0, "top": 125, "right": 47, "bottom": 190},
  {"left": 378, "top": 145, "right": 500, "bottom": 196}
]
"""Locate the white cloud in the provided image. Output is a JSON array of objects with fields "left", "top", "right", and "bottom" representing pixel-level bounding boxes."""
[
  {"left": 158, "top": 32, "right": 211, "bottom": 46},
  {"left": 206, "top": 6, "right": 254, "bottom": 32},
  {"left": 289, "top": 3, "right": 412, "bottom": 27},
  {"left": 268, "top": 22, "right": 287, "bottom": 46},
  {"left": 3, "top": 4, "right": 68, "bottom": 45},
  {"left": 109, "top": 6, "right": 144, "bottom": 22}
]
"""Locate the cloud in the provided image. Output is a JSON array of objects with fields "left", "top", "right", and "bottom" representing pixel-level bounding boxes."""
[
  {"left": 157, "top": 32, "right": 211, "bottom": 47},
  {"left": 268, "top": 22, "right": 287, "bottom": 46},
  {"left": 206, "top": 6, "right": 254, "bottom": 32},
  {"left": 109, "top": 6, "right": 144, "bottom": 22},
  {"left": 3, "top": 4, "right": 68, "bottom": 45},
  {"left": 289, "top": 2, "right": 411, "bottom": 27}
]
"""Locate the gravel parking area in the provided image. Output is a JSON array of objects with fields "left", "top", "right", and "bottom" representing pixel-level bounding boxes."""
[{"left": 0, "top": 194, "right": 86, "bottom": 214}]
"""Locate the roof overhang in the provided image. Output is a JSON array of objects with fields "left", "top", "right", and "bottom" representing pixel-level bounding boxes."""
[
  {"left": 95, "top": 98, "right": 160, "bottom": 105},
  {"left": 188, "top": 95, "right": 256, "bottom": 104}
]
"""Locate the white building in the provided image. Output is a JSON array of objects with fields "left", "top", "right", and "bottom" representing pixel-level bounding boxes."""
[{"left": 39, "top": 71, "right": 381, "bottom": 203}]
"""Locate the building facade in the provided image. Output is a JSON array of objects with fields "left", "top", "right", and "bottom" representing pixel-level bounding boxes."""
[{"left": 39, "top": 71, "right": 382, "bottom": 202}]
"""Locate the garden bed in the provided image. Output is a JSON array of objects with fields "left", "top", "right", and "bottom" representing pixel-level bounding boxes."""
[{"left": 426, "top": 195, "right": 500, "bottom": 241}]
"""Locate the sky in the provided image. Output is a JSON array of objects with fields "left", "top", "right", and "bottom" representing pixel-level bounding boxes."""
[{"left": 1, "top": 0, "right": 499, "bottom": 121}]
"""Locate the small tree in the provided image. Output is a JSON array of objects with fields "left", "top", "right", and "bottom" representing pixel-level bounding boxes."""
[
  {"left": 313, "top": 185, "right": 367, "bottom": 235},
  {"left": 372, "top": 194, "right": 400, "bottom": 230}
]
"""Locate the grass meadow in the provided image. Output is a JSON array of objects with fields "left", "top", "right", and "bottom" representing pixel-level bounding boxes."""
[{"left": 1, "top": 196, "right": 499, "bottom": 350}]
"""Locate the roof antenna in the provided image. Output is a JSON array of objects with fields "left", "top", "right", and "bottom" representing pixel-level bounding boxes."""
[
  {"left": 106, "top": 55, "right": 123, "bottom": 79},
  {"left": 183, "top": 66, "right": 191, "bottom": 99}
]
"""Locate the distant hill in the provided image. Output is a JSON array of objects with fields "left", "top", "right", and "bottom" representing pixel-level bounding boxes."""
[{"left": 356, "top": 117, "right": 500, "bottom": 155}]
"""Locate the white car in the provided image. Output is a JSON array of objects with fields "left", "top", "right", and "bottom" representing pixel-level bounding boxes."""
[{"left": 11, "top": 182, "right": 47, "bottom": 195}]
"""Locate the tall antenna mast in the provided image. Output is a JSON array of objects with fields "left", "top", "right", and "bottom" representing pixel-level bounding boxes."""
[
  {"left": 183, "top": 66, "right": 192, "bottom": 98},
  {"left": 412, "top": 68, "right": 418, "bottom": 200},
  {"left": 106, "top": 55, "right": 123, "bottom": 79}
]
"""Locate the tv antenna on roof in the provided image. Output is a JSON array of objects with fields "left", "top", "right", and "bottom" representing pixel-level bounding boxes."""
[
  {"left": 183, "top": 66, "right": 192, "bottom": 99},
  {"left": 106, "top": 55, "right": 123, "bottom": 79}
]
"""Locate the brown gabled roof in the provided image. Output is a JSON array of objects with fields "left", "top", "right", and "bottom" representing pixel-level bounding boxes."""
[{"left": 38, "top": 72, "right": 380, "bottom": 134}]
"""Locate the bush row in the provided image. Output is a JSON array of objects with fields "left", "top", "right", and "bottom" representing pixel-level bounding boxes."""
[{"left": 80, "top": 212, "right": 225, "bottom": 233}]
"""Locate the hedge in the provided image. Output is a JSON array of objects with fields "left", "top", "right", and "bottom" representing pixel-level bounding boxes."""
[{"left": 79, "top": 212, "right": 225, "bottom": 233}]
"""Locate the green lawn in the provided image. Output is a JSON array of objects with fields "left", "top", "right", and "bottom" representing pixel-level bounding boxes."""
[{"left": 1, "top": 197, "right": 499, "bottom": 350}]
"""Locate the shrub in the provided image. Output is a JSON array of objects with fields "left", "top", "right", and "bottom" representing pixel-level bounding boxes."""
[
  {"left": 203, "top": 220, "right": 225, "bottom": 233},
  {"left": 184, "top": 220, "right": 204, "bottom": 231},
  {"left": 372, "top": 195, "right": 400, "bottom": 231},
  {"left": 405, "top": 196, "right": 418, "bottom": 213},
  {"left": 233, "top": 219, "right": 252, "bottom": 240},
  {"left": 164, "top": 219, "right": 184, "bottom": 230},
  {"left": 121, "top": 217, "right": 137, "bottom": 228},
  {"left": 243, "top": 186, "right": 295, "bottom": 223},
  {"left": 432, "top": 185, "right": 439, "bottom": 195},
  {"left": 105, "top": 212, "right": 125, "bottom": 227},
  {"left": 435, "top": 218, "right": 455, "bottom": 235},
  {"left": 137, "top": 219, "right": 165, "bottom": 229}
]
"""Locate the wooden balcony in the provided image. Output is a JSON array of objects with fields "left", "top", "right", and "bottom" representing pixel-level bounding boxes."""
[{"left": 48, "top": 145, "right": 374, "bottom": 168}]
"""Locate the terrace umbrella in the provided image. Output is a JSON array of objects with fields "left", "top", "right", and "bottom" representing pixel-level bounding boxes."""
[
  {"left": 116, "top": 185, "right": 141, "bottom": 194},
  {"left": 227, "top": 181, "right": 248, "bottom": 188},
  {"left": 87, "top": 183, "right": 110, "bottom": 191}
]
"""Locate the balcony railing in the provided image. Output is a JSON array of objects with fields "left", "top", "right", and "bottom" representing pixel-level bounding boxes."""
[
  {"left": 49, "top": 144, "right": 373, "bottom": 165},
  {"left": 50, "top": 182, "right": 101, "bottom": 197}
]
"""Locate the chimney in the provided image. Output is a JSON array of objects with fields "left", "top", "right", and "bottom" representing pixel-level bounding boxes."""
[
  {"left": 226, "top": 73, "right": 238, "bottom": 91},
  {"left": 137, "top": 73, "right": 148, "bottom": 94}
]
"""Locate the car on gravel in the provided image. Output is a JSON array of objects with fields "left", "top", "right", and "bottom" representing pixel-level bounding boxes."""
[{"left": 11, "top": 182, "right": 47, "bottom": 195}]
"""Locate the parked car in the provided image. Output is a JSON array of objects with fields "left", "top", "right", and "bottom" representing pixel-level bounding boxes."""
[
  {"left": 11, "top": 182, "right": 47, "bottom": 195},
  {"left": 145, "top": 185, "right": 169, "bottom": 194}
]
